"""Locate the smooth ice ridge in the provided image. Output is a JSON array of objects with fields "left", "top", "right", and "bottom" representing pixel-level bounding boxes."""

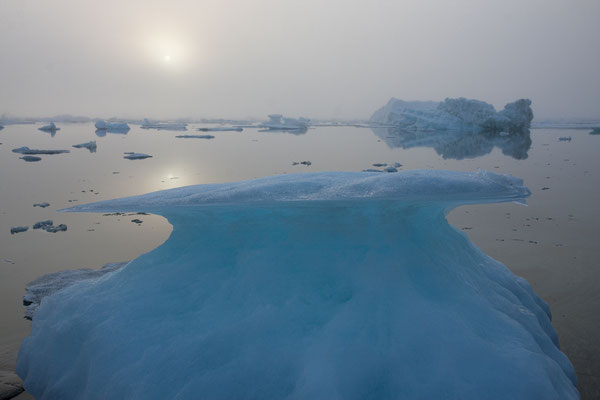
[
  {"left": 18, "top": 171, "right": 578, "bottom": 400},
  {"left": 371, "top": 98, "right": 533, "bottom": 134},
  {"left": 63, "top": 170, "right": 530, "bottom": 213}
]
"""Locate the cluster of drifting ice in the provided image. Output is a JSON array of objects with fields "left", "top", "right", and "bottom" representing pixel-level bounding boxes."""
[
  {"left": 18, "top": 171, "right": 578, "bottom": 399},
  {"left": 140, "top": 119, "right": 187, "bottom": 131},
  {"left": 94, "top": 120, "right": 130, "bottom": 133},
  {"left": 371, "top": 98, "right": 533, "bottom": 134}
]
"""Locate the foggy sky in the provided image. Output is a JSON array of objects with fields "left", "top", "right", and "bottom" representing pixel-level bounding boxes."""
[{"left": 1, "top": 0, "right": 599, "bottom": 120}]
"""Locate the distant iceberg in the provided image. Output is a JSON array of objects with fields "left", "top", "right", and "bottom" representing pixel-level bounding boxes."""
[
  {"left": 18, "top": 171, "right": 578, "bottom": 399},
  {"left": 140, "top": 119, "right": 187, "bottom": 131},
  {"left": 371, "top": 98, "right": 533, "bottom": 134},
  {"left": 260, "top": 114, "right": 310, "bottom": 132},
  {"left": 94, "top": 120, "right": 130, "bottom": 133},
  {"left": 38, "top": 122, "right": 59, "bottom": 133}
]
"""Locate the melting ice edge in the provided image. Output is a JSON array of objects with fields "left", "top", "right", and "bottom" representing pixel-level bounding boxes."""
[{"left": 18, "top": 170, "right": 579, "bottom": 399}]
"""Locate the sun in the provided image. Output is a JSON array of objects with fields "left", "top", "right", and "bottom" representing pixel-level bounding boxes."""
[{"left": 164, "top": 55, "right": 171, "bottom": 63}]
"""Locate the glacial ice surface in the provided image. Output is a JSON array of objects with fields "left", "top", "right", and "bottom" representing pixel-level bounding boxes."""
[
  {"left": 18, "top": 171, "right": 578, "bottom": 399},
  {"left": 371, "top": 98, "right": 533, "bottom": 134}
]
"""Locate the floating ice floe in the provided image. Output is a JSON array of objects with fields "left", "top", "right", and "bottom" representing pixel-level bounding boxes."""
[
  {"left": 18, "top": 171, "right": 578, "bottom": 399},
  {"left": 33, "top": 220, "right": 53, "bottom": 230},
  {"left": 38, "top": 122, "right": 59, "bottom": 133},
  {"left": 175, "top": 135, "right": 215, "bottom": 139},
  {"left": 22, "top": 262, "right": 129, "bottom": 320},
  {"left": 72, "top": 141, "right": 97, "bottom": 153},
  {"left": 10, "top": 226, "right": 28, "bottom": 234},
  {"left": 558, "top": 136, "right": 572, "bottom": 142},
  {"left": 260, "top": 114, "right": 310, "bottom": 132},
  {"left": 590, "top": 128, "right": 600, "bottom": 135},
  {"left": 20, "top": 156, "right": 41, "bottom": 162},
  {"left": 0, "top": 125, "right": 4, "bottom": 130},
  {"left": 94, "top": 120, "right": 130, "bottom": 133},
  {"left": 33, "top": 203, "right": 50, "bottom": 208},
  {"left": 12, "top": 147, "right": 70, "bottom": 155},
  {"left": 197, "top": 127, "right": 243, "bottom": 132},
  {"left": 140, "top": 119, "right": 187, "bottom": 131},
  {"left": 123, "top": 152, "right": 152, "bottom": 160},
  {"left": 292, "top": 160, "right": 312, "bottom": 166}
]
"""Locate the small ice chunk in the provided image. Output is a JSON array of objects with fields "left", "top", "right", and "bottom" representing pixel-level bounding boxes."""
[
  {"left": 384, "top": 166, "right": 398, "bottom": 173},
  {"left": 12, "top": 146, "right": 70, "bottom": 155},
  {"left": 72, "top": 141, "right": 97, "bottom": 153},
  {"left": 0, "top": 125, "right": 4, "bottom": 130},
  {"left": 45, "top": 224, "right": 67, "bottom": 233},
  {"left": 292, "top": 161, "right": 312, "bottom": 166},
  {"left": 124, "top": 152, "right": 152, "bottom": 160},
  {"left": 33, "top": 220, "right": 53, "bottom": 230},
  {"left": 3, "top": 259, "right": 16, "bottom": 264},
  {"left": 175, "top": 135, "right": 215, "bottom": 139},
  {"left": 590, "top": 128, "right": 600, "bottom": 135},
  {"left": 38, "top": 122, "right": 59, "bottom": 132},
  {"left": 140, "top": 119, "right": 187, "bottom": 131},
  {"left": 33, "top": 203, "right": 50, "bottom": 208},
  {"left": 10, "top": 226, "right": 28, "bottom": 234},
  {"left": 394, "top": 162, "right": 402, "bottom": 168},
  {"left": 362, "top": 169, "right": 383, "bottom": 172},
  {"left": 197, "top": 127, "right": 243, "bottom": 132},
  {"left": 372, "top": 163, "right": 387, "bottom": 167},
  {"left": 558, "top": 137, "right": 572, "bottom": 142},
  {"left": 20, "top": 156, "right": 42, "bottom": 162}
]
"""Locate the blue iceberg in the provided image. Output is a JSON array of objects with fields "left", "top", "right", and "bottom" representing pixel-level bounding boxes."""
[{"left": 17, "top": 171, "right": 578, "bottom": 399}]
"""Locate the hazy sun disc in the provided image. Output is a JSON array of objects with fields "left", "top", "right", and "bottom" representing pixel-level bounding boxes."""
[{"left": 164, "top": 55, "right": 171, "bottom": 62}]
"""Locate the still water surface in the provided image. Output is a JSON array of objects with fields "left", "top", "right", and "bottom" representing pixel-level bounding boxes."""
[{"left": 0, "top": 123, "right": 598, "bottom": 397}]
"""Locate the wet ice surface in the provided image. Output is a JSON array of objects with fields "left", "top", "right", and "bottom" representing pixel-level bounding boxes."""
[{"left": 0, "top": 122, "right": 599, "bottom": 397}]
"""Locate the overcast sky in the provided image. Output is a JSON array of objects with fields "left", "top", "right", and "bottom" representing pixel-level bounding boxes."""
[{"left": 1, "top": 0, "right": 598, "bottom": 120}]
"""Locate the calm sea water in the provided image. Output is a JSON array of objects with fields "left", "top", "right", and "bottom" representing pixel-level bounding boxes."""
[{"left": 0, "top": 122, "right": 598, "bottom": 397}]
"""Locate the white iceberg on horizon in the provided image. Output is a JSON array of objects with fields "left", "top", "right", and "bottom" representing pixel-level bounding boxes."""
[
  {"left": 371, "top": 98, "right": 533, "bottom": 134},
  {"left": 140, "top": 119, "right": 187, "bottom": 131},
  {"left": 94, "top": 120, "right": 130, "bottom": 133},
  {"left": 260, "top": 114, "right": 310, "bottom": 131}
]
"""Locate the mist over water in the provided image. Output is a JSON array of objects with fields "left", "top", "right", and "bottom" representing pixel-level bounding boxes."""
[{"left": 1, "top": 0, "right": 599, "bottom": 120}]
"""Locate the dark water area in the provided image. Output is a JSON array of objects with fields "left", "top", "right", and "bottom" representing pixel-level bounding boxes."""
[{"left": 0, "top": 122, "right": 598, "bottom": 398}]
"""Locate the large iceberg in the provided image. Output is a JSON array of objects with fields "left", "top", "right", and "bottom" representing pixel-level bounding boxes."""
[
  {"left": 17, "top": 171, "right": 578, "bottom": 399},
  {"left": 371, "top": 98, "right": 533, "bottom": 134}
]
